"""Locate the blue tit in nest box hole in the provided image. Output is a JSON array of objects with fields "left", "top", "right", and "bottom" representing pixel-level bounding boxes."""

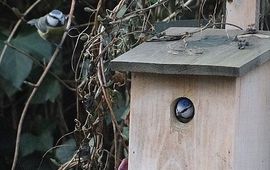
[
  {"left": 175, "top": 97, "right": 195, "bottom": 123},
  {"left": 27, "top": 10, "right": 67, "bottom": 43}
]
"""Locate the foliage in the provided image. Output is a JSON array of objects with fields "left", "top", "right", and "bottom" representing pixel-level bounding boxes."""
[
  {"left": 20, "top": 125, "right": 54, "bottom": 157},
  {"left": 0, "top": 0, "right": 235, "bottom": 170},
  {"left": 0, "top": 32, "right": 33, "bottom": 96},
  {"left": 54, "top": 138, "right": 76, "bottom": 164}
]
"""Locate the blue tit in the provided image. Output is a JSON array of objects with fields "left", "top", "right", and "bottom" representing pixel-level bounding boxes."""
[
  {"left": 27, "top": 10, "right": 67, "bottom": 43},
  {"left": 175, "top": 97, "right": 195, "bottom": 123}
]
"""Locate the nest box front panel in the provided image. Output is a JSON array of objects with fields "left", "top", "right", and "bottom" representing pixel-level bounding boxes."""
[
  {"left": 111, "top": 27, "right": 270, "bottom": 170},
  {"left": 129, "top": 73, "right": 238, "bottom": 170}
]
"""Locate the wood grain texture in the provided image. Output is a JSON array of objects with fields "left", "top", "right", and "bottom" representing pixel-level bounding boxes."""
[
  {"left": 234, "top": 60, "right": 270, "bottom": 169},
  {"left": 111, "top": 27, "right": 270, "bottom": 77},
  {"left": 226, "top": 0, "right": 260, "bottom": 29},
  {"left": 129, "top": 60, "right": 270, "bottom": 170},
  {"left": 129, "top": 73, "right": 238, "bottom": 170}
]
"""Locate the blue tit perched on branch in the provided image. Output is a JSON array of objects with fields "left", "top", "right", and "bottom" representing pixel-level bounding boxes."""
[{"left": 27, "top": 10, "right": 67, "bottom": 43}]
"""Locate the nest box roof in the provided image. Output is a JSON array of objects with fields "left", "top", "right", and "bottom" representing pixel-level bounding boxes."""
[{"left": 111, "top": 27, "right": 270, "bottom": 77}]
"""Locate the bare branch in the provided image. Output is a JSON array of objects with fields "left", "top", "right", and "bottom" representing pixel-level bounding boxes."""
[
  {"left": 11, "top": 0, "right": 76, "bottom": 169},
  {"left": 0, "top": 0, "right": 42, "bottom": 64}
]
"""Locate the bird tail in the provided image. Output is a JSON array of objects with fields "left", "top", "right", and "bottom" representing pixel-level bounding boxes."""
[{"left": 27, "top": 19, "right": 38, "bottom": 26}]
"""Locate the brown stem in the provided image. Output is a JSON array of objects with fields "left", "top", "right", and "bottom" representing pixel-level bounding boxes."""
[
  {"left": 11, "top": 1, "right": 76, "bottom": 169},
  {"left": 6, "top": 42, "right": 75, "bottom": 91},
  {"left": 0, "top": 0, "right": 42, "bottom": 64},
  {"left": 97, "top": 60, "right": 121, "bottom": 169}
]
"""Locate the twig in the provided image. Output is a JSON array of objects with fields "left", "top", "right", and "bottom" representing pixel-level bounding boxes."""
[
  {"left": 162, "top": 10, "right": 181, "bottom": 22},
  {"left": 108, "top": 0, "right": 170, "bottom": 25},
  {"left": 211, "top": 22, "right": 243, "bottom": 30},
  {"left": 55, "top": 131, "right": 75, "bottom": 146},
  {"left": 184, "top": 0, "right": 195, "bottom": 7},
  {"left": 38, "top": 144, "right": 75, "bottom": 170},
  {"left": 109, "top": 13, "right": 142, "bottom": 25},
  {"left": 96, "top": 27, "right": 120, "bottom": 169},
  {"left": 58, "top": 151, "right": 79, "bottom": 170},
  {"left": 95, "top": 30, "right": 122, "bottom": 168},
  {"left": 200, "top": 0, "right": 207, "bottom": 20},
  {"left": 0, "top": 1, "right": 21, "bottom": 18},
  {"left": 161, "top": 0, "right": 197, "bottom": 21},
  {"left": 125, "top": 0, "right": 170, "bottom": 17},
  {"left": 0, "top": 0, "right": 42, "bottom": 64},
  {"left": 111, "top": 0, "right": 126, "bottom": 18},
  {"left": 11, "top": 1, "right": 76, "bottom": 169},
  {"left": 6, "top": 43, "right": 75, "bottom": 91},
  {"left": 97, "top": 70, "right": 120, "bottom": 169}
]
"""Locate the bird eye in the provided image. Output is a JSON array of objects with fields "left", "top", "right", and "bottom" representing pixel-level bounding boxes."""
[{"left": 174, "top": 97, "right": 195, "bottom": 123}]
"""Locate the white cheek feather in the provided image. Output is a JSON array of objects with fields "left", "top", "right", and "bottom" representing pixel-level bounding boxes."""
[{"left": 46, "top": 16, "right": 59, "bottom": 26}]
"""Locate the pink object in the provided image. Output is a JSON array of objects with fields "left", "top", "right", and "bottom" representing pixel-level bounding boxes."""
[{"left": 118, "top": 158, "right": 128, "bottom": 170}]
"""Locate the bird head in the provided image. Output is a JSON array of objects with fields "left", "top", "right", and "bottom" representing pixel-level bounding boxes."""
[
  {"left": 175, "top": 97, "right": 195, "bottom": 123},
  {"left": 46, "top": 10, "right": 66, "bottom": 27}
]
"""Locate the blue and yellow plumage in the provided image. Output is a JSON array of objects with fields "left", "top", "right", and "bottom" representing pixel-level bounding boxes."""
[{"left": 27, "top": 10, "right": 67, "bottom": 43}]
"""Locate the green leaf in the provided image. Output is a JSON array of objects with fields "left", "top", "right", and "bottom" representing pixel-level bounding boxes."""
[
  {"left": 0, "top": 30, "right": 53, "bottom": 97},
  {"left": 150, "top": 0, "right": 159, "bottom": 4},
  {"left": 20, "top": 133, "right": 38, "bottom": 156},
  {"left": 0, "top": 75, "right": 18, "bottom": 96},
  {"left": 0, "top": 39, "right": 33, "bottom": 91},
  {"left": 20, "top": 130, "right": 53, "bottom": 157},
  {"left": 81, "top": 59, "right": 91, "bottom": 80},
  {"left": 112, "top": 90, "right": 128, "bottom": 121},
  {"left": 38, "top": 130, "right": 54, "bottom": 151},
  {"left": 105, "top": 89, "right": 129, "bottom": 124},
  {"left": 121, "top": 105, "right": 130, "bottom": 120},
  {"left": 49, "top": 158, "right": 61, "bottom": 167},
  {"left": 0, "top": 28, "right": 55, "bottom": 97},
  {"left": 12, "top": 30, "right": 53, "bottom": 62},
  {"left": 55, "top": 138, "right": 76, "bottom": 164},
  {"left": 122, "top": 126, "right": 129, "bottom": 140},
  {"left": 31, "top": 75, "right": 61, "bottom": 104},
  {"left": 20, "top": 119, "right": 55, "bottom": 157},
  {"left": 11, "top": 7, "right": 22, "bottom": 17},
  {"left": 116, "top": 4, "right": 128, "bottom": 18}
]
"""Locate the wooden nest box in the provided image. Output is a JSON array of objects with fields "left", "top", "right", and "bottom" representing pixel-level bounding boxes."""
[{"left": 111, "top": 27, "right": 270, "bottom": 170}]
